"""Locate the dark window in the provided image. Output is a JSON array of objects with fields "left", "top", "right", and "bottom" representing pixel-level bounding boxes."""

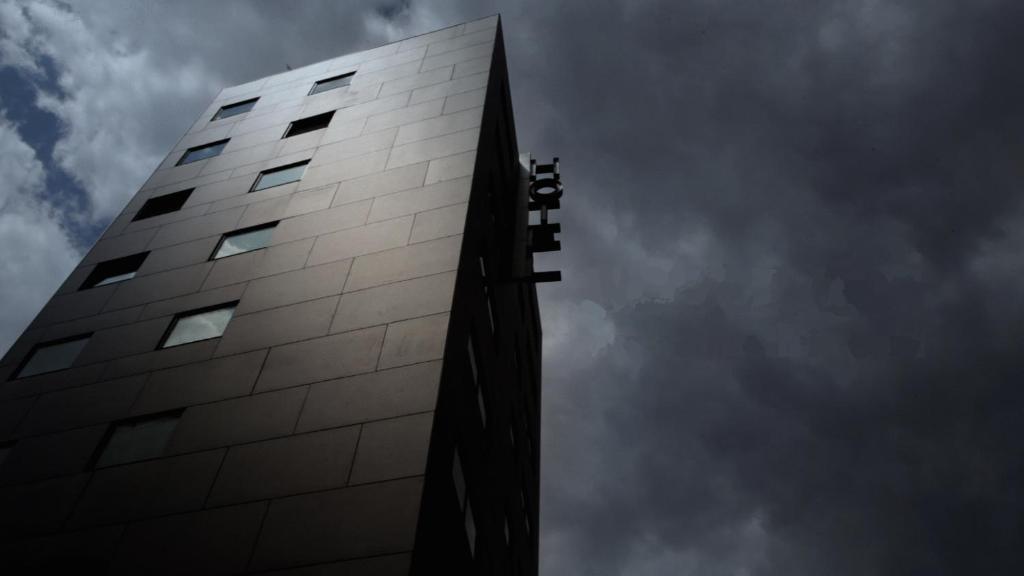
[
  {"left": 211, "top": 222, "right": 277, "bottom": 260},
  {"left": 15, "top": 335, "right": 91, "bottom": 379},
  {"left": 468, "top": 337, "right": 487, "bottom": 427},
  {"left": 133, "top": 188, "right": 192, "bottom": 221},
  {"left": 176, "top": 139, "right": 229, "bottom": 165},
  {"left": 521, "top": 489, "right": 531, "bottom": 536},
  {"left": 452, "top": 449, "right": 467, "bottom": 509},
  {"left": 212, "top": 97, "right": 258, "bottom": 121},
  {"left": 251, "top": 161, "right": 308, "bottom": 192},
  {"left": 0, "top": 442, "right": 13, "bottom": 467},
  {"left": 160, "top": 303, "right": 237, "bottom": 348},
  {"left": 465, "top": 500, "right": 478, "bottom": 558},
  {"left": 309, "top": 72, "right": 354, "bottom": 95},
  {"left": 95, "top": 411, "right": 181, "bottom": 468},
  {"left": 479, "top": 256, "right": 495, "bottom": 334},
  {"left": 80, "top": 252, "right": 148, "bottom": 290},
  {"left": 284, "top": 111, "right": 334, "bottom": 138}
]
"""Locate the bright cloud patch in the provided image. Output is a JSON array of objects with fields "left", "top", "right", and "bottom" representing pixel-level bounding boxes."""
[
  {"left": 0, "top": 112, "right": 77, "bottom": 355},
  {"left": 0, "top": 0, "right": 218, "bottom": 222}
]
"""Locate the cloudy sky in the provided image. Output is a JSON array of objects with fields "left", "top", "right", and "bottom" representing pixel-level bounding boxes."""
[{"left": 2, "top": 0, "right": 1023, "bottom": 573}]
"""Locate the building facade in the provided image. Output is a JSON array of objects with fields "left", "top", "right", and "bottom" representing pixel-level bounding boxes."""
[{"left": 0, "top": 15, "right": 557, "bottom": 575}]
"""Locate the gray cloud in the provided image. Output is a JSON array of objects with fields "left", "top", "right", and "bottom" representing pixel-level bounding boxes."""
[{"left": 2, "top": 0, "right": 1022, "bottom": 573}]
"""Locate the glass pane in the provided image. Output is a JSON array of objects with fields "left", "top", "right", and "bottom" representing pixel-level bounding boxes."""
[
  {"left": 18, "top": 336, "right": 90, "bottom": 378},
  {"left": 452, "top": 450, "right": 466, "bottom": 509},
  {"left": 97, "top": 415, "right": 178, "bottom": 467},
  {"left": 162, "top": 305, "right": 235, "bottom": 348},
  {"left": 311, "top": 74, "right": 353, "bottom": 95},
  {"left": 81, "top": 252, "right": 148, "bottom": 290},
  {"left": 213, "top": 226, "right": 275, "bottom": 259},
  {"left": 179, "top": 140, "right": 227, "bottom": 165},
  {"left": 465, "top": 501, "right": 477, "bottom": 556},
  {"left": 93, "top": 270, "right": 137, "bottom": 287},
  {"left": 134, "top": 189, "right": 191, "bottom": 220},
  {"left": 253, "top": 163, "right": 307, "bottom": 191},
  {"left": 285, "top": 112, "right": 334, "bottom": 138},
  {"left": 214, "top": 98, "right": 257, "bottom": 120},
  {"left": 477, "top": 386, "right": 487, "bottom": 427}
]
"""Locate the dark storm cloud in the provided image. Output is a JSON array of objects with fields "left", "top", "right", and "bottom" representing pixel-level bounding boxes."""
[
  {"left": 6, "top": 0, "right": 1024, "bottom": 573},
  {"left": 498, "top": 0, "right": 1024, "bottom": 574}
]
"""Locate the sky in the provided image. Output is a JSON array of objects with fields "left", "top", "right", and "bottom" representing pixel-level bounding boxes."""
[{"left": 1, "top": 0, "right": 1023, "bottom": 574}]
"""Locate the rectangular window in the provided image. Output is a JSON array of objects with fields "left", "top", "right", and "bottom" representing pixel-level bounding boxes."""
[
  {"left": 15, "top": 335, "right": 90, "bottom": 379},
  {"left": 176, "top": 139, "right": 229, "bottom": 165},
  {"left": 211, "top": 222, "right": 277, "bottom": 260},
  {"left": 465, "top": 500, "right": 477, "bottom": 558},
  {"left": 468, "top": 336, "right": 486, "bottom": 426},
  {"left": 212, "top": 97, "right": 258, "bottom": 121},
  {"left": 95, "top": 411, "right": 181, "bottom": 468},
  {"left": 521, "top": 489, "right": 531, "bottom": 536},
  {"left": 283, "top": 111, "right": 334, "bottom": 138},
  {"left": 309, "top": 72, "right": 354, "bottom": 95},
  {"left": 477, "top": 386, "right": 487, "bottom": 428},
  {"left": 504, "top": 516, "right": 510, "bottom": 546},
  {"left": 160, "top": 303, "right": 236, "bottom": 348},
  {"left": 479, "top": 257, "right": 495, "bottom": 334},
  {"left": 80, "top": 252, "right": 148, "bottom": 290},
  {"left": 251, "top": 161, "right": 308, "bottom": 192},
  {"left": 133, "top": 188, "right": 192, "bottom": 221},
  {"left": 452, "top": 449, "right": 467, "bottom": 510},
  {"left": 467, "top": 338, "right": 478, "bottom": 384}
]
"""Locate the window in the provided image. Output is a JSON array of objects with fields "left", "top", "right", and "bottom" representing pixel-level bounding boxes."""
[
  {"left": 212, "top": 97, "right": 258, "bottom": 121},
  {"left": 467, "top": 338, "right": 478, "bottom": 383},
  {"left": 477, "top": 387, "right": 487, "bottom": 428},
  {"left": 95, "top": 411, "right": 180, "bottom": 468},
  {"left": 309, "top": 72, "right": 354, "bottom": 95},
  {"left": 133, "top": 188, "right": 192, "bottom": 221},
  {"left": 176, "top": 139, "right": 229, "bottom": 165},
  {"left": 465, "top": 500, "right": 477, "bottom": 558},
  {"left": 468, "top": 337, "right": 486, "bottom": 426},
  {"left": 160, "top": 303, "right": 236, "bottom": 348},
  {"left": 80, "top": 252, "right": 148, "bottom": 290},
  {"left": 480, "top": 257, "right": 495, "bottom": 334},
  {"left": 521, "top": 489, "right": 532, "bottom": 537},
  {"left": 15, "top": 335, "right": 90, "bottom": 379},
  {"left": 283, "top": 111, "right": 334, "bottom": 138},
  {"left": 504, "top": 515, "right": 511, "bottom": 546},
  {"left": 452, "top": 449, "right": 467, "bottom": 508},
  {"left": 251, "top": 161, "right": 308, "bottom": 192},
  {"left": 211, "top": 222, "right": 277, "bottom": 260},
  {"left": 0, "top": 442, "right": 12, "bottom": 468}
]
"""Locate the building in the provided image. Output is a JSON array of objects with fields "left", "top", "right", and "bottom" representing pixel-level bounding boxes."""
[{"left": 0, "top": 15, "right": 561, "bottom": 574}]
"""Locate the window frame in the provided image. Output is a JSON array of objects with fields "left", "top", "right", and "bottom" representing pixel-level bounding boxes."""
[
  {"left": 158, "top": 302, "right": 238, "bottom": 349},
  {"left": 210, "top": 222, "right": 278, "bottom": 260},
  {"left": 13, "top": 334, "right": 92, "bottom": 379},
  {"left": 91, "top": 409, "right": 184, "bottom": 469},
  {"left": 309, "top": 72, "right": 355, "bottom": 95},
  {"left": 133, "top": 188, "right": 193, "bottom": 221},
  {"left": 176, "top": 139, "right": 229, "bottom": 166},
  {"left": 80, "top": 252, "right": 149, "bottom": 290},
  {"left": 283, "top": 111, "right": 335, "bottom": 138},
  {"left": 250, "top": 161, "right": 309, "bottom": 192},
  {"left": 212, "top": 97, "right": 259, "bottom": 121}
]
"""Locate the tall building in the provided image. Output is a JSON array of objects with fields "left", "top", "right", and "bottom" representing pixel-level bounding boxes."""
[{"left": 0, "top": 15, "right": 561, "bottom": 575}]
